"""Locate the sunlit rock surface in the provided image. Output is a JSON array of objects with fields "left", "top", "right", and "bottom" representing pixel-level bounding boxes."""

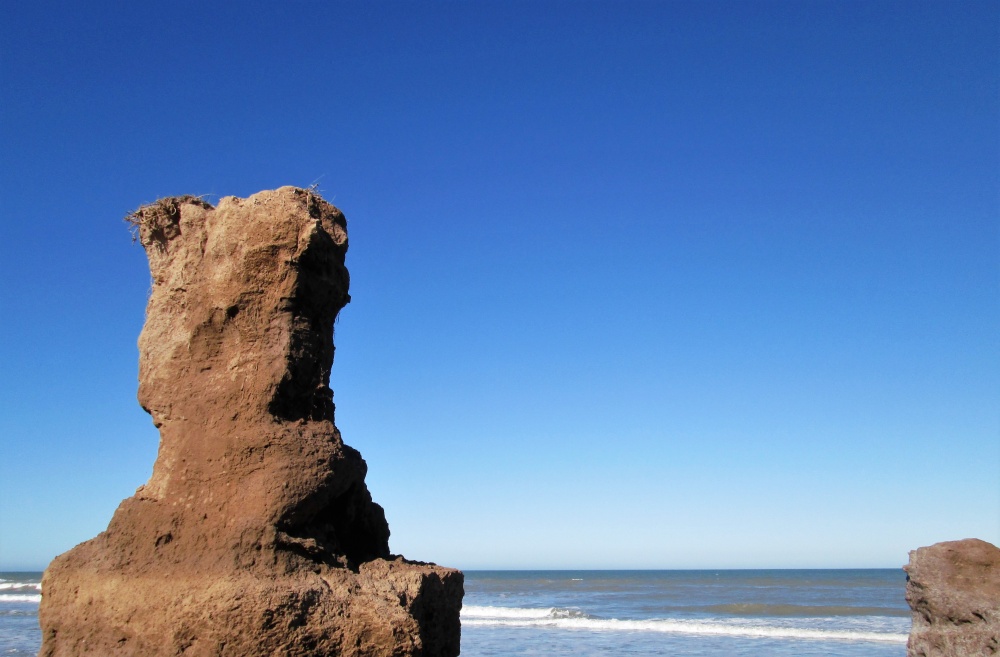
[
  {"left": 39, "top": 187, "right": 463, "bottom": 657},
  {"left": 905, "top": 538, "right": 999, "bottom": 657}
]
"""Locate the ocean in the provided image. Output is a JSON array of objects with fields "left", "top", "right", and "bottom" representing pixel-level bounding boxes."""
[
  {"left": 461, "top": 569, "right": 910, "bottom": 656},
  {"left": 0, "top": 572, "right": 42, "bottom": 657},
  {"left": 1, "top": 569, "right": 910, "bottom": 656}
]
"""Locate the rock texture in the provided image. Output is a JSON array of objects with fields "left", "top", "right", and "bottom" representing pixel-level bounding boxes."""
[
  {"left": 905, "top": 538, "right": 1000, "bottom": 657},
  {"left": 39, "top": 187, "right": 463, "bottom": 656}
]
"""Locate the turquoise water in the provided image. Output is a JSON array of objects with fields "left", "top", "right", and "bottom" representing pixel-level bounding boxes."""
[{"left": 0, "top": 569, "right": 909, "bottom": 655}]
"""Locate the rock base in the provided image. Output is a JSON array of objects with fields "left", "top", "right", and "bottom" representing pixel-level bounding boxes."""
[{"left": 41, "top": 553, "right": 461, "bottom": 657}]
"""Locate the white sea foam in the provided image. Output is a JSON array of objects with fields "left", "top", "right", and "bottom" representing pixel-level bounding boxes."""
[
  {"left": 0, "top": 582, "right": 42, "bottom": 591},
  {"left": 0, "top": 594, "right": 42, "bottom": 603},
  {"left": 461, "top": 605, "right": 908, "bottom": 644}
]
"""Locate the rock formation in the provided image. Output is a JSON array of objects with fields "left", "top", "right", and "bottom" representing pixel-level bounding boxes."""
[
  {"left": 904, "top": 538, "right": 1000, "bottom": 657},
  {"left": 39, "top": 187, "right": 463, "bottom": 656}
]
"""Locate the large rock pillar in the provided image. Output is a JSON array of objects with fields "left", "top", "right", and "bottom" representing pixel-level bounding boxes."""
[{"left": 39, "top": 187, "right": 463, "bottom": 656}]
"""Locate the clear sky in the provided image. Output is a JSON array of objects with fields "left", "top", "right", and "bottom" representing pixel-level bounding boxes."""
[{"left": 1, "top": 1, "right": 997, "bottom": 571}]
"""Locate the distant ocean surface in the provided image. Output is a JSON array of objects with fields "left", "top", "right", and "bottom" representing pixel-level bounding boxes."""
[
  {"left": 460, "top": 569, "right": 910, "bottom": 657},
  {"left": 1, "top": 569, "right": 910, "bottom": 656}
]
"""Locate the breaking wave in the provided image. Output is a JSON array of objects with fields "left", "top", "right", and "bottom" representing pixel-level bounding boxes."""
[
  {"left": 461, "top": 605, "right": 908, "bottom": 644},
  {"left": 0, "top": 594, "right": 41, "bottom": 603},
  {"left": 0, "top": 582, "right": 42, "bottom": 592}
]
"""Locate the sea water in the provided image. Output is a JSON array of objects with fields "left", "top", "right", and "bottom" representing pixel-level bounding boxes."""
[
  {"left": 460, "top": 570, "right": 910, "bottom": 656},
  {"left": 0, "top": 569, "right": 909, "bottom": 656},
  {"left": 0, "top": 572, "right": 43, "bottom": 657}
]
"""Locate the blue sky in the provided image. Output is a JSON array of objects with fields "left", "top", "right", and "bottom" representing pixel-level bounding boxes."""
[{"left": 1, "top": 1, "right": 997, "bottom": 571}]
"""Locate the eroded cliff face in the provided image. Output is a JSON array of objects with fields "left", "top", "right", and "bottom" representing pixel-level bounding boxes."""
[
  {"left": 38, "top": 187, "right": 463, "bottom": 657},
  {"left": 904, "top": 538, "right": 1000, "bottom": 657}
]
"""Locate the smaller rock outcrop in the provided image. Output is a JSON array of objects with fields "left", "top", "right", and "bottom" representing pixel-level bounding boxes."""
[{"left": 904, "top": 538, "right": 1000, "bottom": 657}]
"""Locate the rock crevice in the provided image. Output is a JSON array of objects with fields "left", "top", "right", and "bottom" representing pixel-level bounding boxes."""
[{"left": 39, "top": 187, "right": 463, "bottom": 656}]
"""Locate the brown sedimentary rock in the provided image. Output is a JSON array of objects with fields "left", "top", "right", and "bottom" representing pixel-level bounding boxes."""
[
  {"left": 904, "top": 538, "right": 1000, "bottom": 657},
  {"left": 39, "top": 187, "right": 463, "bottom": 656}
]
